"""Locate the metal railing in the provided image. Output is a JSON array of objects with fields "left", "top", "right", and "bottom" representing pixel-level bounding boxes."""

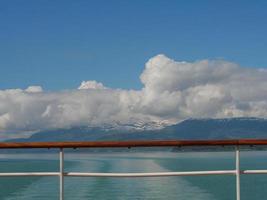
[{"left": 1, "top": 139, "right": 267, "bottom": 200}]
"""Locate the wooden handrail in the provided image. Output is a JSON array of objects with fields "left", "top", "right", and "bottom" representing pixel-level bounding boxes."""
[{"left": 0, "top": 139, "right": 267, "bottom": 149}]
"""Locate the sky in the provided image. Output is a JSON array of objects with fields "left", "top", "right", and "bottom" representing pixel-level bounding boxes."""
[
  {"left": 1, "top": 0, "right": 267, "bottom": 91},
  {"left": 1, "top": 1, "right": 267, "bottom": 138}
]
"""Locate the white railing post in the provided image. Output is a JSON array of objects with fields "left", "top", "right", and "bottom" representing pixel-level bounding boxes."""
[
  {"left": 59, "top": 148, "right": 64, "bottom": 200},
  {"left": 236, "top": 146, "right": 240, "bottom": 200}
]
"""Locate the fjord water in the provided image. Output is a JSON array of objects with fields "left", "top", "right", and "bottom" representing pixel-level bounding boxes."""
[{"left": 0, "top": 151, "right": 267, "bottom": 200}]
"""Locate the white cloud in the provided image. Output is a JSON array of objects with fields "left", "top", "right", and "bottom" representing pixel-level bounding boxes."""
[
  {"left": 78, "top": 80, "right": 106, "bottom": 90},
  {"left": 25, "top": 86, "right": 43, "bottom": 93},
  {"left": 1, "top": 54, "right": 267, "bottom": 137}
]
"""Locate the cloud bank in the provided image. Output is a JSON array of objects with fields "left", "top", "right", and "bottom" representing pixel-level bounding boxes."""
[{"left": 1, "top": 54, "right": 267, "bottom": 136}]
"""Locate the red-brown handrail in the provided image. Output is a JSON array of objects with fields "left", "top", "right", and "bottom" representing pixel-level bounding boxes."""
[{"left": 0, "top": 139, "right": 267, "bottom": 149}]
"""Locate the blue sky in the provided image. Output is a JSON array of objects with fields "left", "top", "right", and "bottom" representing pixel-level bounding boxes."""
[{"left": 1, "top": 0, "right": 267, "bottom": 91}]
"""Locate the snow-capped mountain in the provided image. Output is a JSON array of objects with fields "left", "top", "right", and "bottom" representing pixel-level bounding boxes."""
[{"left": 7, "top": 117, "right": 267, "bottom": 142}]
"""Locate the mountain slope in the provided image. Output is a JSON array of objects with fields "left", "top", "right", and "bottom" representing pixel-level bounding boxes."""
[{"left": 7, "top": 117, "right": 267, "bottom": 142}]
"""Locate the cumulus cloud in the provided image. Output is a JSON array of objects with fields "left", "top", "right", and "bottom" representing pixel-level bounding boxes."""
[
  {"left": 1, "top": 54, "right": 267, "bottom": 137},
  {"left": 78, "top": 80, "right": 107, "bottom": 90},
  {"left": 25, "top": 86, "right": 43, "bottom": 93}
]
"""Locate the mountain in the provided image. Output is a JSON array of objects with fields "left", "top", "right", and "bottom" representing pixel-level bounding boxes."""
[{"left": 7, "top": 117, "right": 267, "bottom": 142}]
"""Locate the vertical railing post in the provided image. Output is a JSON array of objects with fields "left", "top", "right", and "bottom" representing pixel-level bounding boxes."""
[
  {"left": 236, "top": 146, "right": 240, "bottom": 200},
  {"left": 59, "top": 148, "right": 64, "bottom": 200}
]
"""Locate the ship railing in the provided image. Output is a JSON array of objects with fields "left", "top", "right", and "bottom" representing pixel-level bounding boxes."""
[{"left": 1, "top": 139, "right": 267, "bottom": 200}]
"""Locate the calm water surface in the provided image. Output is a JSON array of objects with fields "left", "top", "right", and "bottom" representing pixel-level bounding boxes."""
[{"left": 0, "top": 151, "right": 267, "bottom": 200}]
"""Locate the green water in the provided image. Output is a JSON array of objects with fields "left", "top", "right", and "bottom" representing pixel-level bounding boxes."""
[{"left": 0, "top": 151, "right": 267, "bottom": 199}]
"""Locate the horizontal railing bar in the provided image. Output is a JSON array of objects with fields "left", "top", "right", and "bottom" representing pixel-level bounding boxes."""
[
  {"left": 1, "top": 139, "right": 267, "bottom": 149},
  {"left": 65, "top": 170, "right": 237, "bottom": 177},
  {"left": 242, "top": 170, "right": 267, "bottom": 174},
  {"left": 0, "top": 172, "right": 59, "bottom": 177},
  {"left": 2, "top": 170, "right": 267, "bottom": 177},
  {"left": 0, "top": 170, "right": 236, "bottom": 177}
]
